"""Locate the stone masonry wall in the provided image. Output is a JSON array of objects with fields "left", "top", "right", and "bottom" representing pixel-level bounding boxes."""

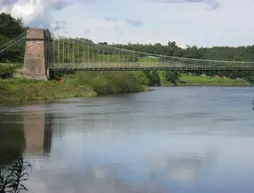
[{"left": 23, "top": 28, "right": 52, "bottom": 80}]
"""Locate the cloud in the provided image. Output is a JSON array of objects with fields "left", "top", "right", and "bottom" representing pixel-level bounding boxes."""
[
  {"left": 84, "top": 29, "right": 90, "bottom": 34},
  {"left": 0, "top": 0, "right": 91, "bottom": 27},
  {"left": 104, "top": 17, "right": 117, "bottom": 22},
  {"left": 103, "top": 17, "right": 143, "bottom": 33},
  {"left": 2, "top": 0, "right": 254, "bottom": 47},
  {"left": 0, "top": 0, "right": 19, "bottom": 6},
  {"left": 52, "top": 20, "right": 67, "bottom": 32},
  {"left": 148, "top": 0, "right": 220, "bottom": 10},
  {"left": 50, "top": 1, "right": 71, "bottom": 11},
  {"left": 124, "top": 19, "right": 143, "bottom": 27}
]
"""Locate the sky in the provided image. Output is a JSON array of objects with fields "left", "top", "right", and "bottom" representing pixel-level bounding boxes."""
[{"left": 1, "top": 0, "right": 254, "bottom": 47}]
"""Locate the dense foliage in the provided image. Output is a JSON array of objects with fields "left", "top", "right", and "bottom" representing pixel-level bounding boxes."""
[{"left": 0, "top": 13, "right": 26, "bottom": 63}]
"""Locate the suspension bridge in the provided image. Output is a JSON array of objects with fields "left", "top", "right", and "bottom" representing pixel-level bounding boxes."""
[{"left": 1, "top": 28, "right": 254, "bottom": 80}]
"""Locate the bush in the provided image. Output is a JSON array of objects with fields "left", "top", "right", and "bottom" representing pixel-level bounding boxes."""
[
  {"left": 71, "top": 71, "right": 149, "bottom": 94},
  {"left": 0, "top": 63, "right": 21, "bottom": 79}
]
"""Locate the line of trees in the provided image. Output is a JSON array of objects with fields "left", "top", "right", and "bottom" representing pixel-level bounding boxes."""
[{"left": 110, "top": 42, "right": 254, "bottom": 83}]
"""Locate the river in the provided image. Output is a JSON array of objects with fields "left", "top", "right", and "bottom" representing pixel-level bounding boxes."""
[{"left": 1, "top": 86, "right": 254, "bottom": 193}]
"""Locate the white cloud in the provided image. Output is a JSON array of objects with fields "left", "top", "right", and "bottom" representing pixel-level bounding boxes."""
[
  {"left": 0, "top": 0, "right": 45, "bottom": 24},
  {"left": 0, "top": 0, "right": 86, "bottom": 25},
  {"left": 2, "top": 0, "right": 254, "bottom": 47}
]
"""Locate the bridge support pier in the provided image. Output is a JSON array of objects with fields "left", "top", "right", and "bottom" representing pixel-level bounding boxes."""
[{"left": 22, "top": 28, "right": 52, "bottom": 80}]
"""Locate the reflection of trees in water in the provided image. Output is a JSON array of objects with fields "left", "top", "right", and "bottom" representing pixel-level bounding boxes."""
[
  {"left": 0, "top": 154, "right": 32, "bottom": 193},
  {"left": 0, "top": 109, "right": 55, "bottom": 192},
  {"left": 0, "top": 113, "right": 25, "bottom": 166},
  {"left": 0, "top": 112, "right": 33, "bottom": 192}
]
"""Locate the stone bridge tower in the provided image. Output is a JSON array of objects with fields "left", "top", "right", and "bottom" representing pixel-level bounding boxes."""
[{"left": 23, "top": 28, "right": 53, "bottom": 80}]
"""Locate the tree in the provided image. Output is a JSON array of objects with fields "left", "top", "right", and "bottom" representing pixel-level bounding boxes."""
[
  {"left": 0, "top": 13, "right": 26, "bottom": 63},
  {"left": 143, "top": 71, "right": 161, "bottom": 86},
  {"left": 164, "top": 71, "right": 181, "bottom": 86},
  {"left": 246, "top": 72, "right": 254, "bottom": 83},
  {"left": 0, "top": 13, "right": 25, "bottom": 39}
]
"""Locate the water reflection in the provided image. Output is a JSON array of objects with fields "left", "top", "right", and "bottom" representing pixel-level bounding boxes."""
[
  {"left": 22, "top": 151, "right": 217, "bottom": 193},
  {"left": 23, "top": 111, "right": 53, "bottom": 156},
  {"left": 0, "top": 154, "right": 32, "bottom": 193},
  {"left": 147, "top": 150, "right": 217, "bottom": 183},
  {"left": 0, "top": 109, "right": 53, "bottom": 157},
  {"left": 8, "top": 105, "right": 218, "bottom": 193},
  {"left": 0, "top": 113, "right": 32, "bottom": 193},
  {"left": 0, "top": 109, "right": 53, "bottom": 193},
  {"left": 0, "top": 113, "right": 25, "bottom": 166},
  {"left": 1, "top": 87, "right": 254, "bottom": 193}
]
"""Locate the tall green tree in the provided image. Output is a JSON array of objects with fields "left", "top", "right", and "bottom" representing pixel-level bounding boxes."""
[
  {"left": 0, "top": 13, "right": 25, "bottom": 39},
  {"left": 164, "top": 71, "right": 181, "bottom": 86},
  {"left": 143, "top": 71, "right": 161, "bottom": 86},
  {"left": 0, "top": 13, "right": 26, "bottom": 63}
]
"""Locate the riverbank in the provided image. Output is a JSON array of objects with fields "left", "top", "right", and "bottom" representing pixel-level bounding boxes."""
[
  {"left": 0, "top": 71, "right": 149, "bottom": 104},
  {"left": 1, "top": 68, "right": 252, "bottom": 104},
  {"left": 161, "top": 73, "right": 251, "bottom": 86}
]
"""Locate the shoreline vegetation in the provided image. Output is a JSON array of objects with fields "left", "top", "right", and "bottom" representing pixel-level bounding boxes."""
[
  {"left": 0, "top": 65, "right": 251, "bottom": 104},
  {"left": 0, "top": 70, "right": 149, "bottom": 104}
]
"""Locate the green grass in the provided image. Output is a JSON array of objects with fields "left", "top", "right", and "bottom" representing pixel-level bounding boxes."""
[
  {"left": 179, "top": 74, "right": 250, "bottom": 86},
  {"left": 0, "top": 78, "right": 96, "bottom": 104},
  {"left": 160, "top": 73, "right": 251, "bottom": 86},
  {"left": 0, "top": 71, "right": 149, "bottom": 104}
]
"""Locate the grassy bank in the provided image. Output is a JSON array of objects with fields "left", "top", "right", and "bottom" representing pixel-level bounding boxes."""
[
  {"left": 0, "top": 71, "right": 149, "bottom": 104},
  {"left": 160, "top": 73, "right": 251, "bottom": 86},
  {"left": 179, "top": 74, "right": 251, "bottom": 86}
]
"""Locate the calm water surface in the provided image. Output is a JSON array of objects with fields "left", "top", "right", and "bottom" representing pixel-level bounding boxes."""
[{"left": 1, "top": 87, "right": 254, "bottom": 193}]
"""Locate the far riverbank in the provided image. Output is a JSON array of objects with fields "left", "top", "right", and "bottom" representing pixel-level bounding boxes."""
[{"left": 161, "top": 74, "right": 252, "bottom": 87}]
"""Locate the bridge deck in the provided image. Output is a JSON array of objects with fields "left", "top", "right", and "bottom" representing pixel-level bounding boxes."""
[{"left": 49, "top": 62, "right": 254, "bottom": 71}]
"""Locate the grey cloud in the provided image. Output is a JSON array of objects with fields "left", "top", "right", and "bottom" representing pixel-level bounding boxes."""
[
  {"left": 0, "top": 0, "right": 18, "bottom": 6},
  {"left": 104, "top": 17, "right": 120, "bottom": 32},
  {"left": 29, "top": 10, "right": 52, "bottom": 29},
  {"left": 104, "top": 17, "right": 118, "bottom": 22},
  {"left": 105, "top": 17, "right": 143, "bottom": 28},
  {"left": 44, "top": 0, "right": 94, "bottom": 11},
  {"left": 124, "top": 19, "right": 143, "bottom": 27},
  {"left": 51, "top": 1, "right": 70, "bottom": 11},
  {"left": 84, "top": 29, "right": 90, "bottom": 34},
  {"left": 113, "top": 25, "right": 120, "bottom": 32},
  {"left": 104, "top": 17, "right": 142, "bottom": 34},
  {"left": 28, "top": 11, "right": 66, "bottom": 33},
  {"left": 52, "top": 20, "right": 67, "bottom": 32},
  {"left": 148, "top": 0, "right": 220, "bottom": 10}
]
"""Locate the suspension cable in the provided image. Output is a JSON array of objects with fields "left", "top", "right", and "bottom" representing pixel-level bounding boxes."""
[
  {"left": 53, "top": 36, "right": 254, "bottom": 64},
  {"left": 0, "top": 35, "right": 26, "bottom": 53},
  {"left": 0, "top": 31, "right": 26, "bottom": 50}
]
